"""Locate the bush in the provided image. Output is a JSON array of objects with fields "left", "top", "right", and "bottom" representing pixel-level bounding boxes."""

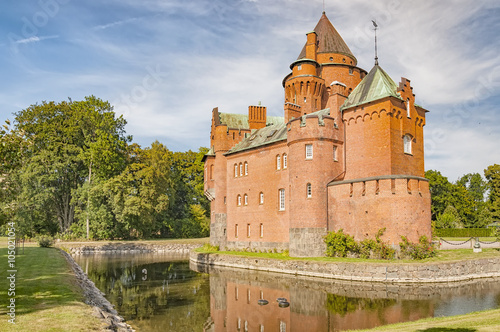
[
  {"left": 373, "top": 228, "right": 396, "bottom": 260},
  {"left": 37, "top": 235, "right": 54, "bottom": 248},
  {"left": 324, "top": 229, "right": 359, "bottom": 257},
  {"left": 399, "top": 235, "right": 436, "bottom": 260},
  {"left": 435, "top": 228, "right": 493, "bottom": 238},
  {"left": 201, "top": 243, "right": 219, "bottom": 252}
]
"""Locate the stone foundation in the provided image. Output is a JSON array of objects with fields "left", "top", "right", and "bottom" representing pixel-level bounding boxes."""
[
  {"left": 289, "top": 227, "right": 327, "bottom": 257},
  {"left": 210, "top": 213, "right": 227, "bottom": 248}
]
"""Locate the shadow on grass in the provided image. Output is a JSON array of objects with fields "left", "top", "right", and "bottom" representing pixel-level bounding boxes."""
[
  {"left": 417, "top": 328, "right": 477, "bottom": 332},
  {"left": 0, "top": 246, "right": 82, "bottom": 316}
]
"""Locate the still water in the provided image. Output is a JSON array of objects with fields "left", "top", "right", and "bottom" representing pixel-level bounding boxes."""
[{"left": 73, "top": 253, "right": 500, "bottom": 332}]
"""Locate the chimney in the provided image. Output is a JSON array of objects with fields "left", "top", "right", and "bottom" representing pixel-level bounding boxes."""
[{"left": 248, "top": 105, "right": 267, "bottom": 130}]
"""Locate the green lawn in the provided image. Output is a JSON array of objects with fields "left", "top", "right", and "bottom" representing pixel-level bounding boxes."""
[{"left": 0, "top": 238, "right": 105, "bottom": 331}]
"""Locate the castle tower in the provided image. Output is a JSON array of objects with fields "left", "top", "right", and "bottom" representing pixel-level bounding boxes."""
[
  {"left": 283, "top": 12, "right": 367, "bottom": 122},
  {"left": 328, "top": 65, "right": 431, "bottom": 245}
]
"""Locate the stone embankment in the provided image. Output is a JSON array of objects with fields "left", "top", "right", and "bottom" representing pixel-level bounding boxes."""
[
  {"left": 64, "top": 242, "right": 202, "bottom": 255},
  {"left": 190, "top": 251, "right": 500, "bottom": 283},
  {"left": 60, "top": 250, "right": 134, "bottom": 332}
]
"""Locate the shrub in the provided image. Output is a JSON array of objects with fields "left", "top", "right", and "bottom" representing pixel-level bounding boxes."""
[
  {"left": 434, "top": 228, "right": 493, "bottom": 238},
  {"left": 202, "top": 243, "right": 219, "bottom": 252},
  {"left": 399, "top": 235, "right": 436, "bottom": 260},
  {"left": 373, "top": 228, "right": 395, "bottom": 260},
  {"left": 37, "top": 235, "right": 54, "bottom": 248},
  {"left": 324, "top": 229, "right": 359, "bottom": 257}
]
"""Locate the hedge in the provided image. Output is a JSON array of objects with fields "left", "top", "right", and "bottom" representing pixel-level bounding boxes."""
[{"left": 435, "top": 228, "right": 494, "bottom": 238}]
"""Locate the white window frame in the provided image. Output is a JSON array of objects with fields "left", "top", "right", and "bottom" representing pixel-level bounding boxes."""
[
  {"left": 283, "top": 154, "right": 287, "bottom": 169},
  {"left": 244, "top": 194, "right": 248, "bottom": 205},
  {"left": 244, "top": 162, "right": 248, "bottom": 175},
  {"left": 239, "top": 163, "right": 243, "bottom": 176},
  {"left": 234, "top": 164, "right": 238, "bottom": 177},
  {"left": 238, "top": 195, "right": 241, "bottom": 206},
  {"left": 279, "top": 189, "right": 285, "bottom": 211},
  {"left": 307, "top": 183, "right": 312, "bottom": 198},
  {"left": 404, "top": 135, "right": 412, "bottom": 154},
  {"left": 276, "top": 155, "right": 281, "bottom": 170},
  {"left": 305, "top": 144, "right": 313, "bottom": 159},
  {"left": 260, "top": 192, "right": 264, "bottom": 204}
]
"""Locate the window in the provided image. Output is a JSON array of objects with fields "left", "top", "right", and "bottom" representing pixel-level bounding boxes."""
[
  {"left": 283, "top": 154, "right": 287, "bottom": 169},
  {"left": 239, "top": 163, "right": 243, "bottom": 176},
  {"left": 329, "top": 57, "right": 333, "bottom": 62},
  {"left": 349, "top": 68, "right": 353, "bottom": 75},
  {"left": 235, "top": 224, "right": 239, "bottom": 238},
  {"left": 406, "top": 98, "right": 411, "bottom": 118},
  {"left": 244, "top": 162, "right": 248, "bottom": 175},
  {"left": 333, "top": 146, "right": 338, "bottom": 161},
  {"left": 404, "top": 135, "right": 412, "bottom": 154},
  {"left": 244, "top": 194, "right": 248, "bottom": 205},
  {"left": 276, "top": 155, "right": 281, "bottom": 170},
  {"left": 305, "top": 144, "right": 313, "bottom": 159},
  {"left": 304, "top": 97, "right": 307, "bottom": 103},
  {"left": 234, "top": 164, "right": 238, "bottom": 177},
  {"left": 210, "top": 164, "right": 214, "bottom": 179},
  {"left": 279, "top": 189, "right": 285, "bottom": 211},
  {"left": 247, "top": 224, "right": 251, "bottom": 237},
  {"left": 306, "top": 183, "right": 312, "bottom": 198},
  {"left": 224, "top": 196, "right": 226, "bottom": 205},
  {"left": 259, "top": 192, "right": 264, "bottom": 204},
  {"left": 237, "top": 195, "right": 241, "bottom": 206},
  {"left": 260, "top": 223, "right": 263, "bottom": 237},
  {"left": 280, "top": 321, "right": 286, "bottom": 332},
  {"left": 297, "top": 64, "right": 302, "bottom": 70}
]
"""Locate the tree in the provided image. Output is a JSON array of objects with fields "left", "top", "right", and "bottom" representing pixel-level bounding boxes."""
[
  {"left": 2, "top": 97, "right": 129, "bottom": 235},
  {"left": 485, "top": 164, "right": 500, "bottom": 222}
]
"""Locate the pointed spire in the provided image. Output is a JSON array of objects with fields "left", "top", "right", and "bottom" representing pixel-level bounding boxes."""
[
  {"left": 372, "top": 20, "right": 379, "bottom": 66},
  {"left": 297, "top": 12, "right": 355, "bottom": 62}
]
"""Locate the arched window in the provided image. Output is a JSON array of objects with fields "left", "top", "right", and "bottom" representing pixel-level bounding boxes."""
[
  {"left": 244, "top": 194, "right": 248, "bottom": 205},
  {"left": 234, "top": 164, "right": 238, "bottom": 177},
  {"left": 237, "top": 195, "right": 241, "bottom": 206},
  {"left": 244, "top": 162, "right": 248, "bottom": 175},
  {"left": 239, "top": 163, "right": 243, "bottom": 176},
  {"left": 276, "top": 155, "right": 281, "bottom": 170},
  {"left": 333, "top": 146, "right": 338, "bottom": 161},
  {"left": 306, "top": 183, "right": 312, "bottom": 198},
  {"left": 403, "top": 135, "right": 412, "bottom": 154},
  {"left": 210, "top": 164, "right": 214, "bottom": 179},
  {"left": 283, "top": 154, "right": 287, "bottom": 169},
  {"left": 406, "top": 98, "right": 411, "bottom": 118},
  {"left": 259, "top": 192, "right": 264, "bottom": 204}
]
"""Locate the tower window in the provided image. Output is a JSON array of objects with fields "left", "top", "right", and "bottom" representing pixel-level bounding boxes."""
[
  {"left": 260, "top": 223, "right": 264, "bottom": 237},
  {"left": 279, "top": 189, "right": 285, "bottom": 211},
  {"left": 307, "top": 183, "right": 312, "bottom": 198},
  {"left": 305, "top": 144, "right": 313, "bottom": 159},
  {"left": 244, "top": 194, "right": 248, "bottom": 205},
  {"left": 259, "top": 192, "right": 264, "bottom": 204},
  {"left": 276, "top": 155, "right": 281, "bottom": 170},
  {"left": 237, "top": 195, "right": 241, "bottom": 206},
  {"left": 304, "top": 97, "right": 307, "bottom": 103},
  {"left": 406, "top": 98, "right": 411, "bottom": 118},
  {"left": 239, "top": 163, "right": 243, "bottom": 176},
  {"left": 349, "top": 68, "right": 353, "bottom": 75},
  {"left": 244, "top": 162, "right": 248, "bottom": 175},
  {"left": 234, "top": 164, "right": 238, "bottom": 177},
  {"left": 297, "top": 64, "right": 302, "bottom": 70},
  {"left": 333, "top": 146, "right": 338, "bottom": 161},
  {"left": 235, "top": 224, "right": 239, "bottom": 238},
  {"left": 247, "top": 224, "right": 251, "bottom": 237},
  {"left": 329, "top": 57, "right": 333, "bottom": 62},
  {"left": 283, "top": 154, "right": 287, "bottom": 169},
  {"left": 404, "top": 135, "right": 412, "bottom": 154}
]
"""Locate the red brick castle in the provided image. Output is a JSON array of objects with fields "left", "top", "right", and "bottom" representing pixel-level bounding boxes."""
[{"left": 203, "top": 12, "right": 431, "bottom": 257}]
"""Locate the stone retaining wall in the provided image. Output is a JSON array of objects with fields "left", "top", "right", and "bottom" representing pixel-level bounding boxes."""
[
  {"left": 190, "top": 251, "right": 500, "bottom": 283},
  {"left": 60, "top": 249, "right": 134, "bottom": 331},
  {"left": 62, "top": 243, "right": 202, "bottom": 255}
]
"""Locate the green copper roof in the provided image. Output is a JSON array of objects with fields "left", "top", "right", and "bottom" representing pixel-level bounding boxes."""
[
  {"left": 341, "top": 65, "right": 402, "bottom": 110},
  {"left": 225, "top": 108, "right": 331, "bottom": 155},
  {"left": 218, "top": 112, "right": 284, "bottom": 129},
  {"left": 225, "top": 123, "right": 287, "bottom": 155}
]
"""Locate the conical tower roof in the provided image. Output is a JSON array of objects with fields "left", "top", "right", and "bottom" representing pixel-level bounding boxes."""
[
  {"left": 297, "top": 12, "right": 355, "bottom": 61},
  {"left": 341, "top": 65, "right": 402, "bottom": 110}
]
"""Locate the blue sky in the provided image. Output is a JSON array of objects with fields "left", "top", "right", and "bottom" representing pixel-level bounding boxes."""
[{"left": 1, "top": 0, "right": 499, "bottom": 181}]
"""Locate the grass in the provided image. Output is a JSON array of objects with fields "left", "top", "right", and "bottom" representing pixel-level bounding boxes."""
[
  {"left": 0, "top": 238, "right": 105, "bottom": 331},
  {"left": 350, "top": 308, "right": 500, "bottom": 332},
  {"left": 195, "top": 247, "right": 500, "bottom": 264}
]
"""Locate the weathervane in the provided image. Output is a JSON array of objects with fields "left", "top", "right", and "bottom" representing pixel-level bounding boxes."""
[{"left": 372, "top": 20, "right": 379, "bottom": 65}]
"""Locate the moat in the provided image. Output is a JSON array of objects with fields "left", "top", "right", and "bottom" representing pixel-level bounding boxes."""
[{"left": 73, "top": 253, "right": 500, "bottom": 331}]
